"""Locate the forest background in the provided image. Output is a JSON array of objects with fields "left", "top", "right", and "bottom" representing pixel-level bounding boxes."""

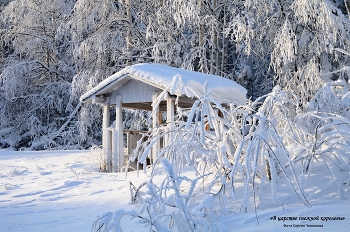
[{"left": 1, "top": 0, "right": 350, "bottom": 150}]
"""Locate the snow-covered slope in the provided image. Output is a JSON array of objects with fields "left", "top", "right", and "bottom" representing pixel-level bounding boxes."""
[{"left": 0, "top": 149, "right": 349, "bottom": 231}]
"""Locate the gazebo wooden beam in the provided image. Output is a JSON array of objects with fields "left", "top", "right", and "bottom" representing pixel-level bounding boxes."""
[
  {"left": 122, "top": 102, "right": 152, "bottom": 111},
  {"left": 165, "top": 98, "right": 175, "bottom": 148},
  {"left": 113, "top": 95, "right": 123, "bottom": 172},
  {"left": 152, "top": 92, "right": 160, "bottom": 163},
  {"left": 101, "top": 96, "right": 112, "bottom": 172}
]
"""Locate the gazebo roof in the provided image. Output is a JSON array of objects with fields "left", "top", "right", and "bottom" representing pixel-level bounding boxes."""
[{"left": 80, "top": 63, "right": 247, "bottom": 106}]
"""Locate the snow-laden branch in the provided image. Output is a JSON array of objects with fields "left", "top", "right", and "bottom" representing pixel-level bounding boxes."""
[
  {"left": 96, "top": 79, "right": 350, "bottom": 231},
  {"left": 28, "top": 102, "right": 81, "bottom": 151}
]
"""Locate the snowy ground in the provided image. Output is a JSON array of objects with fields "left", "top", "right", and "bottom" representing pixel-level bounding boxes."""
[{"left": 1, "top": 149, "right": 350, "bottom": 231}]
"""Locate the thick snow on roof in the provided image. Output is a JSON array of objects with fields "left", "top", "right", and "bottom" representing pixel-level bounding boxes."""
[{"left": 80, "top": 63, "right": 247, "bottom": 105}]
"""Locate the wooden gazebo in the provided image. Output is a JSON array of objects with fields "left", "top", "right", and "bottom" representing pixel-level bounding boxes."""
[{"left": 80, "top": 63, "right": 247, "bottom": 172}]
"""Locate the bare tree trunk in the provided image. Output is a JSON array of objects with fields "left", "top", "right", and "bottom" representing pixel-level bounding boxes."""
[
  {"left": 198, "top": 0, "right": 208, "bottom": 73},
  {"left": 211, "top": 0, "right": 219, "bottom": 75},
  {"left": 221, "top": 6, "right": 226, "bottom": 75},
  {"left": 126, "top": 0, "right": 132, "bottom": 66}
]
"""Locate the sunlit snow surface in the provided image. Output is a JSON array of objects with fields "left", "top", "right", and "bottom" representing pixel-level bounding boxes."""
[{"left": 1, "top": 149, "right": 349, "bottom": 231}]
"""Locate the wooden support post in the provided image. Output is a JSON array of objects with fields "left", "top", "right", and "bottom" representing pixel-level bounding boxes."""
[
  {"left": 108, "top": 129, "right": 112, "bottom": 172},
  {"left": 113, "top": 95, "right": 124, "bottom": 172},
  {"left": 166, "top": 98, "right": 175, "bottom": 148},
  {"left": 152, "top": 92, "right": 160, "bottom": 162},
  {"left": 167, "top": 98, "right": 174, "bottom": 123},
  {"left": 102, "top": 97, "right": 112, "bottom": 172}
]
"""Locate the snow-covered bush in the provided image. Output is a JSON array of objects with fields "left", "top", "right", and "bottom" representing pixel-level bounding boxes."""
[
  {"left": 293, "top": 82, "right": 350, "bottom": 199},
  {"left": 92, "top": 78, "right": 350, "bottom": 231}
]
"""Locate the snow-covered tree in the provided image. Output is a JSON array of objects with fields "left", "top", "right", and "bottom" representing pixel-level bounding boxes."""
[
  {"left": 1, "top": 0, "right": 349, "bottom": 151},
  {"left": 67, "top": 0, "right": 153, "bottom": 146},
  {"left": 225, "top": 0, "right": 350, "bottom": 101},
  {"left": 142, "top": 0, "right": 239, "bottom": 76},
  {"left": 0, "top": 0, "right": 77, "bottom": 149}
]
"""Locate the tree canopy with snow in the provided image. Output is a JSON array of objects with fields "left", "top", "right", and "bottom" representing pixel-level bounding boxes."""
[{"left": 0, "top": 0, "right": 349, "bottom": 158}]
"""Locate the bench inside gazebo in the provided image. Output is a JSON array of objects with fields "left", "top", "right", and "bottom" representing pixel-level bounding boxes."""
[{"left": 80, "top": 63, "right": 247, "bottom": 172}]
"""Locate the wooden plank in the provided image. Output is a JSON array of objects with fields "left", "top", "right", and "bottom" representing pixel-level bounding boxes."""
[
  {"left": 122, "top": 102, "right": 152, "bottom": 111},
  {"left": 116, "top": 79, "right": 158, "bottom": 103}
]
